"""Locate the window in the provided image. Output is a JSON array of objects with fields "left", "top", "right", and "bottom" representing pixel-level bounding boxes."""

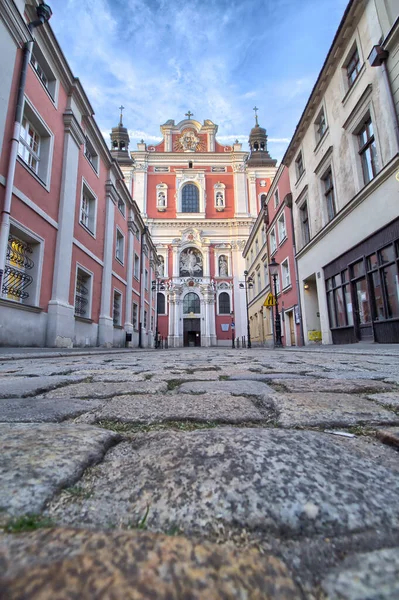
[
  {"left": 255, "top": 239, "right": 259, "bottom": 255},
  {"left": 300, "top": 202, "right": 310, "bottom": 246},
  {"left": 257, "top": 272, "right": 261, "bottom": 294},
  {"left": 261, "top": 226, "right": 266, "bottom": 246},
  {"left": 144, "top": 310, "right": 147, "bottom": 328},
  {"left": 275, "top": 273, "right": 280, "bottom": 294},
  {"left": 3, "top": 233, "right": 39, "bottom": 305},
  {"left": 218, "top": 292, "right": 230, "bottom": 314},
  {"left": 115, "top": 229, "right": 124, "bottom": 264},
  {"left": 74, "top": 268, "right": 92, "bottom": 318},
  {"left": 367, "top": 244, "right": 399, "bottom": 321},
  {"left": 134, "top": 254, "right": 140, "bottom": 279},
  {"left": 183, "top": 292, "right": 200, "bottom": 314},
  {"left": 145, "top": 269, "right": 148, "bottom": 290},
  {"left": 151, "top": 315, "right": 154, "bottom": 330},
  {"left": 358, "top": 117, "right": 378, "bottom": 184},
  {"left": 84, "top": 136, "right": 98, "bottom": 172},
  {"left": 274, "top": 189, "right": 279, "bottom": 208},
  {"left": 133, "top": 303, "right": 138, "bottom": 329},
  {"left": 346, "top": 46, "right": 361, "bottom": 88},
  {"left": 326, "top": 270, "right": 354, "bottom": 328},
  {"left": 295, "top": 151, "right": 304, "bottom": 180},
  {"left": 250, "top": 249, "right": 254, "bottom": 264},
  {"left": 80, "top": 182, "right": 97, "bottom": 235},
  {"left": 322, "top": 168, "right": 336, "bottom": 222},
  {"left": 117, "top": 198, "right": 125, "bottom": 217},
  {"left": 260, "top": 193, "right": 267, "bottom": 209},
  {"left": 113, "top": 290, "right": 122, "bottom": 326},
  {"left": 18, "top": 101, "right": 52, "bottom": 186},
  {"left": 270, "top": 228, "right": 277, "bottom": 253},
  {"left": 263, "top": 262, "right": 269, "bottom": 287},
  {"left": 281, "top": 259, "right": 291, "bottom": 289},
  {"left": 30, "top": 45, "right": 56, "bottom": 100},
  {"left": 315, "top": 108, "right": 327, "bottom": 143},
  {"left": 182, "top": 183, "right": 199, "bottom": 212},
  {"left": 278, "top": 214, "right": 287, "bottom": 243},
  {"left": 157, "top": 292, "right": 166, "bottom": 315}
]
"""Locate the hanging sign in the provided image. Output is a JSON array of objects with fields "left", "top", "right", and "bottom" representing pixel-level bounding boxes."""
[{"left": 263, "top": 292, "right": 276, "bottom": 307}]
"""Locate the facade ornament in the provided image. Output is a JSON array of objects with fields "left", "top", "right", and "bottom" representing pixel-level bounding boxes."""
[
  {"left": 179, "top": 248, "right": 203, "bottom": 277},
  {"left": 173, "top": 128, "right": 206, "bottom": 153},
  {"left": 134, "top": 162, "right": 148, "bottom": 172},
  {"left": 232, "top": 162, "right": 245, "bottom": 173},
  {"left": 218, "top": 255, "right": 228, "bottom": 276}
]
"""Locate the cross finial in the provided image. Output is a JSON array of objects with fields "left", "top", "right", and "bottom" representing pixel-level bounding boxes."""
[
  {"left": 119, "top": 105, "right": 125, "bottom": 126},
  {"left": 253, "top": 106, "right": 259, "bottom": 126},
  {"left": 185, "top": 110, "right": 193, "bottom": 119}
]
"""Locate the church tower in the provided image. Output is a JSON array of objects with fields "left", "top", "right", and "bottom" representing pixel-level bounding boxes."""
[{"left": 110, "top": 106, "right": 133, "bottom": 167}]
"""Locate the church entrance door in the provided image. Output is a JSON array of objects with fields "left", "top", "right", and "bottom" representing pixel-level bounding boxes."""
[{"left": 184, "top": 318, "right": 201, "bottom": 347}]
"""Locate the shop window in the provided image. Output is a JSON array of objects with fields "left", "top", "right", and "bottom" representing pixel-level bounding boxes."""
[
  {"left": 367, "top": 244, "right": 399, "bottom": 321},
  {"left": 326, "top": 271, "right": 354, "bottom": 329}
]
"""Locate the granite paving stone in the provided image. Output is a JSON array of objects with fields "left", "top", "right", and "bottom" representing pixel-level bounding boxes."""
[
  {"left": 0, "top": 375, "right": 88, "bottom": 398},
  {"left": 177, "top": 379, "right": 274, "bottom": 396},
  {"left": 41, "top": 380, "right": 168, "bottom": 399},
  {"left": 365, "top": 392, "right": 399, "bottom": 408},
  {"left": 0, "top": 424, "right": 120, "bottom": 518},
  {"left": 272, "top": 378, "right": 394, "bottom": 394},
  {"left": 321, "top": 547, "right": 399, "bottom": 600},
  {"left": 48, "top": 429, "right": 399, "bottom": 538},
  {"left": 375, "top": 427, "right": 399, "bottom": 449},
  {"left": 273, "top": 392, "right": 399, "bottom": 428},
  {"left": 0, "top": 528, "right": 301, "bottom": 600},
  {"left": 0, "top": 396, "right": 102, "bottom": 422},
  {"left": 76, "top": 392, "right": 266, "bottom": 424}
]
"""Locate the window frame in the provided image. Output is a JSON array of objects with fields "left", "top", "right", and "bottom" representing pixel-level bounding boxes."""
[
  {"left": 115, "top": 228, "right": 125, "bottom": 265},
  {"left": 133, "top": 254, "right": 140, "bottom": 280},
  {"left": 218, "top": 291, "right": 231, "bottom": 315},
  {"left": 321, "top": 167, "right": 336, "bottom": 223},
  {"left": 357, "top": 116, "right": 378, "bottom": 185},
  {"left": 84, "top": 135, "right": 99, "bottom": 175},
  {"left": 132, "top": 302, "right": 139, "bottom": 330},
  {"left": 281, "top": 258, "right": 291, "bottom": 290},
  {"left": 74, "top": 264, "right": 93, "bottom": 320},
  {"left": 278, "top": 213, "right": 287, "bottom": 244},
  {"left": 29, "top": 43, "right": 58, "bottom": 104},
  {"left": 299, "top": 200, "right": 311, "bottom": 247},
  {"left": 295, "top": 151, "right": 305, "bottom": 181},
  {"left": 181, "top": 183, "right": 200, "bottom": 213},
  {"left": 113, "top": 289, "right": 123, "bottom": 327},
  {"left": 314, "top": 107, "right": 327, "bottom": 145},
  {"left": 269, "top": 226, "right": 277, "bottom": 254},
  {"left": 79, "top": 179, "right": 97, "bottom": 237}
]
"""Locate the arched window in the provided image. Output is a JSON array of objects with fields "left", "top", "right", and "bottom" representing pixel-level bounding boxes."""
[
  {"left": 261, "top": 194, "right": 267, "bottom": 208},
  {"left": 157, "top": 292, "right": 165, "bottom": 315},
  {"left": 182, "top": 184, "right": 199, "bottom": 213},
  {"left": 218, "top": 292, "right": 230, "bottom": 314},
  {"left": 183, "top": 292, "right": 200, "bottom": 314}
]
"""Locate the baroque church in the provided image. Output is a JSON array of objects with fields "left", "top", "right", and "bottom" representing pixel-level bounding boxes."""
[{"left": 111, "top": 111, "right": 277, "bottom": 347}]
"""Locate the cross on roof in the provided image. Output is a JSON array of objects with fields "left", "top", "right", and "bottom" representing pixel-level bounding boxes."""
[
  {"left": 119, "top": 105, "right": 125, "bottom": 126},
  {"left": 253, "top": 106, "right": 259, "bottom": 126},
  {"left": 185, "top": 110, "right": 193, "bottom": 119}
]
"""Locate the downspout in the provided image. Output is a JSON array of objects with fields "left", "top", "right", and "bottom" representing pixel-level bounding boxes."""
[
  {"left": 138, "top": 226, "right": 147, "bottom": 349},
  {"left": 0, "top": 4, "right": 52, "bottom": 290},
  {"left": 285, "top": 193, "right": 305, "bottom": 347}
]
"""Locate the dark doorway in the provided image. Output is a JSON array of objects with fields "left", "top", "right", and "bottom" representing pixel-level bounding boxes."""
[{"left": 184, "top": 318, "right": 201, "bottom": 347}]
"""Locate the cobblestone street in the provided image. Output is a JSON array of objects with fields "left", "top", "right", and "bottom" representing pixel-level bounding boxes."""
[{"left": 1, "top": 345, "right": 399, "bottom": 599}]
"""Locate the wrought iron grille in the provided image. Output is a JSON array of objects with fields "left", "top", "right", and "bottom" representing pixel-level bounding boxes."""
[
  {"left": 2, "top": 237, "right": 34, "bottom": 300},
  {"left": 113, "top": 295, "right": 120, "bottom": 325},
  {"left": 75, "top": 273, "right": 89, "bottom": 316}
]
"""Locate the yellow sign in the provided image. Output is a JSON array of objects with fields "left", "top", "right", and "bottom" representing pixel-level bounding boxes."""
[{"left": 263, "top": 293, "right": 276, "bottom": 307}]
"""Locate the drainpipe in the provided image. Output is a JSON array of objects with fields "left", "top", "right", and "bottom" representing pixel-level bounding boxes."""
[
  {"left": 368, "top": 45, "right": 399, "bottom": 152},
  {"left": 138, "top": 226, "right": 147, "bottom": 349},
  {"left": 0, "top": 3, "right": 52, "bottom": 291},
  {"left": 285, "top": 193, "right": 305, "bottom": 347}
]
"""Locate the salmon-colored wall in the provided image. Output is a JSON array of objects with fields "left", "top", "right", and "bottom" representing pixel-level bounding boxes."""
[
  {"left": 215, "top": 314, "right": 233, "bottom": 340},
  {"left": 205, "top": 174, "right": 234, "bottom": 219},
  {"left": 69, "top": 245, "right": 103, "bottom": 320}
]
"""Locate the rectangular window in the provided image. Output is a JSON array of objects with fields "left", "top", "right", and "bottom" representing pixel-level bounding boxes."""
[
  {"left": 346, "top": 46, "right": 361, "bottom": 88},
  {"left": 295, "top": 151, "right": 304, "bottom": 180},
  {"left": 117, "top": 198, "right": 126, "bottom": 217},
  {"left": 358, "top": 117, "right": 378, "bottom": 184},
  {"left": 30, "top": 45, "right": 56, "bottom": 100},
  {"left": 133, "top": 303, "right": 138, "bottom": 329},
  {"left": 275, "top": 273, "right": 280, "bottom": 294},
  {"left": 134, "top": 254, "right": 140, "bottom": 279},
  {"left": 257, "top": 271, "right": 261, "bottom": 293},
  {"left": 261, "top": 226, "right": 266, "bottom": 245},
  {"left": 113, "top": 290, "right": 122, "bottom": 326},
  {"left": 281, "top": 259, "right": 291, "bottom": 289},
  {"left": 115, "top": 229, "right": 124, "bottom": 264},
  {"left": 3, "top": 231, "right": 40, "bottom": 306},
  {"left": 145, "top": 269, "right": 148, "bottom": 290},
  {"left": 75, "top": 268, "right": 92, "bottom": 318},
  {"left": 322, "top": 168, "right": 336, "bottom": 222},
  {"left": 18, "top": 101, "right": 52, "bottom": 186},
  {"left": 278, "top": 214, "right": 287, "bottom": 243},
  {"left": 80, "top": 183, "right": 97, "bottom": 235},
  {"left": 315, "top": 108, "right": 327, "bottom": 142},
  {"left": 255, "top": 239, "right": 259, "bottom": 255},
  {"left": 144, "top": 310, "right": 147, "bottom": 328},
  {"left": 270, "top": 228, "right": 277, "bottom": 253},
  {"left": 274, "top": 189, "right": 279, "bottom": 208},
  {"left": 84, "top": 136, "right": 99, "bottom": 172},
  {"left": 300, "top": 202, "right": 310, "bottom": 246},
  {"left": 18, "top": 117, "right": 40, "bottom": 174},
  {"left": 263, "top": 262, "right": 269, "bottom": 287}
]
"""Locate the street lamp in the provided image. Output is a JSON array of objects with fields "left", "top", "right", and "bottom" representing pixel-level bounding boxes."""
[
  {"left": 269, "top": 258, "right": 282, "bottom": 347},
  {"left": 151, "top": 278, "right": 166, "bottom": 348},
  {"left": 239, "top": 270, "right": 254, "bottom": 348},
  {"left": 230, "top": 311, "right": 235, "bottom": 348}
]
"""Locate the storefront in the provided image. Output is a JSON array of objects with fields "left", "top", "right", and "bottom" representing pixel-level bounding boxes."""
[{"left": 324, "top": 219, "right": 399, "bottom": 344}]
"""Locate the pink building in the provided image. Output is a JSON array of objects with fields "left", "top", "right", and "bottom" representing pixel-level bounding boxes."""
[{"left": 0, "top": 0, "right": 157, "bottom": 347}]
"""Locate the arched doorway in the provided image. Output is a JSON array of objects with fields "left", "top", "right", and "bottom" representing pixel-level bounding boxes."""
[{"left": 183, "top": 292, "right": 201, "bottom": 346}]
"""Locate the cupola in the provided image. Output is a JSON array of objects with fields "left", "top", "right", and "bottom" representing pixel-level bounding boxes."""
[
  {"left": 110, "top": 105, "right": 133, "bottom": 166},
  {"left": 247, "top": 107, "right": 277, "bottom": 168}
]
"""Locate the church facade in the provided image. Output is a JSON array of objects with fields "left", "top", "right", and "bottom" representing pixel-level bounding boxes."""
[{"left": 113, "top": 114, "right": 277, "bottom": 347}]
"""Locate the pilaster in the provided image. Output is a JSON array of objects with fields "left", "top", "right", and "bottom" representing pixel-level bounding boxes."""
[{"left": 98, "top": 183, "right": 116, "bottom": 346}]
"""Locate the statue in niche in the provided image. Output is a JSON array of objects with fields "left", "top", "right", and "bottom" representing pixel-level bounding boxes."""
[
  {"left": 216, "top": 191, "right": 224, "bottom": 206},
  {"left": 157, "top": 256, "right": 165, "bottom": 277},
  {"left": 157, "top": 192, "right": 166, "bottom": 207},
  {"left": 219, "top": 255, "right": 228, "bottom": 277},
  {"left": 180, "top": 248, "right": 203, "bottom": 277}
]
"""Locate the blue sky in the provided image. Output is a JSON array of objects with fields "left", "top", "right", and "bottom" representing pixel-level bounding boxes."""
[{"left": 48, "top": 0, "right": 348, "bottom": 161}]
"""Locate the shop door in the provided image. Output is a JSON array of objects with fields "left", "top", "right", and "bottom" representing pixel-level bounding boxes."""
[
  {"left": 184, "top": 318, "right": 201, "bottom": 347},
  {"left": 288, "top": 311, "right": 296, "bottom": 346},
  {"left": 353, "top": 277, "right": 373, "bottom": 341}
]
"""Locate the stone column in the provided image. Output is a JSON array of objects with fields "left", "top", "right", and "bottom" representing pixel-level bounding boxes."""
[
  {"left": 172, "top": 246, "right": 179, "bottom": 278},
  {"left": 231, "top": 241, "right": 247, "bottom": 340},
  {"left": 248, "top": 173, "right": 258, "bottom": 217},
  {"left": 202, "top": 246, "right": 210, "bottom": 278},
  {"left": 133, "top": 160, "right": 148, "bottom": 216},
  {"left": 46, "top": 111, "right": 85, "bottom": 347},
  {"left": 98, "top": 182, "right": 117, "bottom": 347}
]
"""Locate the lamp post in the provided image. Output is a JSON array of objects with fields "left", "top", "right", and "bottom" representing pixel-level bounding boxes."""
[
  {"left": 230, "top": 311, "right": 235, "bottom": 348},
  {"left": 269, "top": 258, "right": 282, "bottom": 347},
  {"left": 239, "top": 270, "right": 254, "bottom": 348},
  {"left": 151, "top": 278, "right": 165, "bottom": 348}
]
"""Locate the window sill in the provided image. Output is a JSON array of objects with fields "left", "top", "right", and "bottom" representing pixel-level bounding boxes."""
[
  {"left": 278, "top": 236, "right": 288, "bottom": 247},
  {"left": 342, "top": 63, "right": 366, "bottom": 106},
  {"left": 30, "top": 66, "right": 57, "bottom": 106},
  {"left": 79, "top": 221, "right": 96, "bottom": 238},
  {"left": 281, "top": 284, "right": 292, "bottom": 294},
  {"left": 84, "top": 154, "right": 99, "bottom": 177},
  {"left": 74, "top": 316, "right": 93, "bottom": 324},
  {"left": 113, "top": 324, "right": 123, "bottom": 329},
  {"left": 0, "top": 297, "right": 42, "bottom": 313},
  {"left": 314, "top": 128, "right": 329, "bottom": 155},
  {"left": 176, "top": 212, "right": 206, "bottom": 219},
  {"left": 134, "top": 275, "right": 140, "bottom": 281},
  {"left": 294, "top": 170, "right": 306, "bottom": 188},
  {"left": 16, "top": 156, "right": 50, "bottom": 192},
  {"left": 115, "top": 257, "right": 124, "bottom": 266}
]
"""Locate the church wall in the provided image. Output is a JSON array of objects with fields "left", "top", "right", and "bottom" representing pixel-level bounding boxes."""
[
  {"left": 147, "top": 173, "right": 176, "bottom": 219},
  {"left": 205, "top": 174, "right": 234, "bottom": 220}
]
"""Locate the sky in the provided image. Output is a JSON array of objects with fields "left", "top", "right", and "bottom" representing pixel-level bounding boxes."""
[{"left": 48, "top": 0, "right": 348, "bottom": 162}]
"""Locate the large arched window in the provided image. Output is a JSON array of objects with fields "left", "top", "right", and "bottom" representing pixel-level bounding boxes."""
[
  {"left": 157, "top": 292, "right": 166, "bottom": 315},
  {"left": 183, "top": 292, "right": 200, "bottom": 314},
  {"left": 218, "top": 292, "right": 231, "bottom": 314},
  {"left": 182, "top": 184, "right": 199, "bottom": 213}
]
